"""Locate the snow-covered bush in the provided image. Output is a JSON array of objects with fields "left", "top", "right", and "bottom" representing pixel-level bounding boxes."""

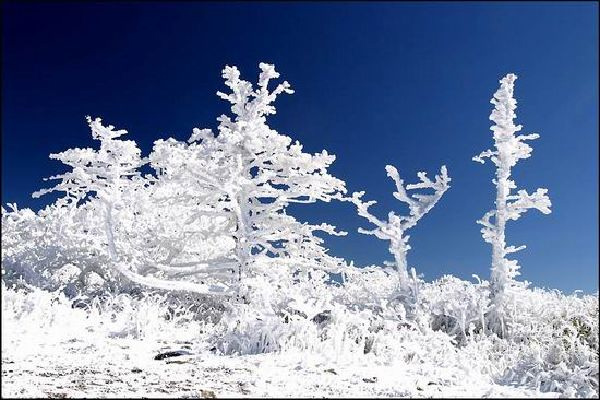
[
  {"left": 494, "top": 287, "right": 599, "bottom": 397},
  {"left": 333, "top": 266, "right": 398, "bottom": 311},
  {"left": 473, "top": 73, "right": 552, "bottom": 337},
  {"left": 1, "top": 280, "right": 212, "bottom": 352},
  {"left": 1, "top": 201, "right": 120, "bottom": 295},
  {"left": 213, "top": 302, "right": 319, "bottom": 355},
  {"left": 418, "top": 274, "right": 492, "bottom": 344},
  {"left": 211, "top": 261, "right": 337, "bottom": 355}
]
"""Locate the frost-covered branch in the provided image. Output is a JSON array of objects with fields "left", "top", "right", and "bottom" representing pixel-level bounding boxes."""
[{"left": 506, "top": 188, "right": 551, "bottom": 221}]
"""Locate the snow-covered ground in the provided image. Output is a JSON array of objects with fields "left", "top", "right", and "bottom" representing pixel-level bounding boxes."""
[
  {"left": 1, "top": 284, "right": 577, "bottom": 398},
  {"left": 2, "top": 335, "right": 556, "bottom": 398}
]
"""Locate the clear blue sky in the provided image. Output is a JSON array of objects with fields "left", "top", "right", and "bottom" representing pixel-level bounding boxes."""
[{"left": 2, "top": 2, "right": 598, "bottom": 293}]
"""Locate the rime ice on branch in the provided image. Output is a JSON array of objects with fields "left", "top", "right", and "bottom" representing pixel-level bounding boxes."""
[
  {"left": 350, "top": 165, "right": 450, "bottom": 296},
  {"left": 32, "top": 117, "right": 145, "bottom": 207},
  {"left": 473, "top": 73, "right": 551, "bottom": 332}
]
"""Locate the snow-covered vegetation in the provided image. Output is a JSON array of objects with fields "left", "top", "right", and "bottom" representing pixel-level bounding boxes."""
[{"left": 2, "top": 64, "right": 598, "bottom": 398}]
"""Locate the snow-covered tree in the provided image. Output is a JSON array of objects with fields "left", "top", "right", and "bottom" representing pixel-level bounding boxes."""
[
  {"left": 31, "top": 63, "right": 348, "bottom": 303},
  {"left": 215, "top": 63, "right": 347, "bottom": 276},
  {"left": 176, "top": 63, "right": 348, "bottom": 302},
  {"left": 349, "top": 165, "right": 450, "bottom": 299},
  {"left": 135, "top": 138, "right": 238, "bottom": 288},
  {"left": 133, "top": 63, "right": 348, "bottom": 303},
  {"left": 473, "top": 73, "right": 551, "bottom": 336}
]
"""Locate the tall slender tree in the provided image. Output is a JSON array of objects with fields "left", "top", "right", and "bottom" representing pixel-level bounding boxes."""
[{"left": 473, "top": 73, "right": 551, "bottom": 336}]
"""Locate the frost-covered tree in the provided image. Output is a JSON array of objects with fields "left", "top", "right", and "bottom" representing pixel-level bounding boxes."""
[
  {"left": 29, "top": 117, "right": 148, "bottom": 290},
  {"left": 31, "top": 64, "right": 348, "bottom": 303},
  {"left": 136, "top": 63, "right": 348, "bottom": 303},
  {"left": 473, "top": 73, "right": 551, "bottom": 335},
  {"left": 350, "top": 165, "right": 450, "bottom": 298},
  {"left": 215, "top": 63, "right": 347, "bottom": 275},
  {"left": 176, "top": 63, "right": 348, "bottom": 302}
]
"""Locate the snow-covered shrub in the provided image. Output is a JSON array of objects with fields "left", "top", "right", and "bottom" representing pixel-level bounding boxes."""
[
  {"left": 332, "top": 269, "right": 598, "bottom": 397},
  {"left": 2, "top": 204, "right": 53, "bottom": 287},
  {"left": 452, "top": 286, "right": 599, "bottom": 398},
  {"left": 213, "top": 302, "right": 317, "bottom": 355},
  {"left": 1, "top": 201, "right": 122, "bottom": 295},
  {"left": 495, "top": 287, "right": 598, "bottom": 397},
  {"left": 1, "top": 280, "right": 212, "bottom": 352},
  {"left": 420, "top": 274, "right": 491, "bottom": 343},
  {"left": 473, "top": 73, "right": 552, "bottom": 336},
  {"left": 212, "top": 262, "right": 338, "bottom": 355},
  {"left": 212, "top": 264, "right": 449, "bottom": 362},
  {"left": 335, "top": 266, "right": 398, "bottom": 310}
]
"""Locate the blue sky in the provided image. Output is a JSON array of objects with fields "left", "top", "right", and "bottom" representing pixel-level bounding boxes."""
[{"left": 2, "top": 2, "right": 598, "bottom": 293}]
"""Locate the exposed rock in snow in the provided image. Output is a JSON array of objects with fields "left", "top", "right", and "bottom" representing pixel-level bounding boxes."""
[{"left": 154, "top": 350, "right": 193, "bottom": 361}]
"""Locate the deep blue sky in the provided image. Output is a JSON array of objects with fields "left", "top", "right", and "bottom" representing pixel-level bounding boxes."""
[{"left": 2, "top": 2, "right": 598, "bottom": 293}]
